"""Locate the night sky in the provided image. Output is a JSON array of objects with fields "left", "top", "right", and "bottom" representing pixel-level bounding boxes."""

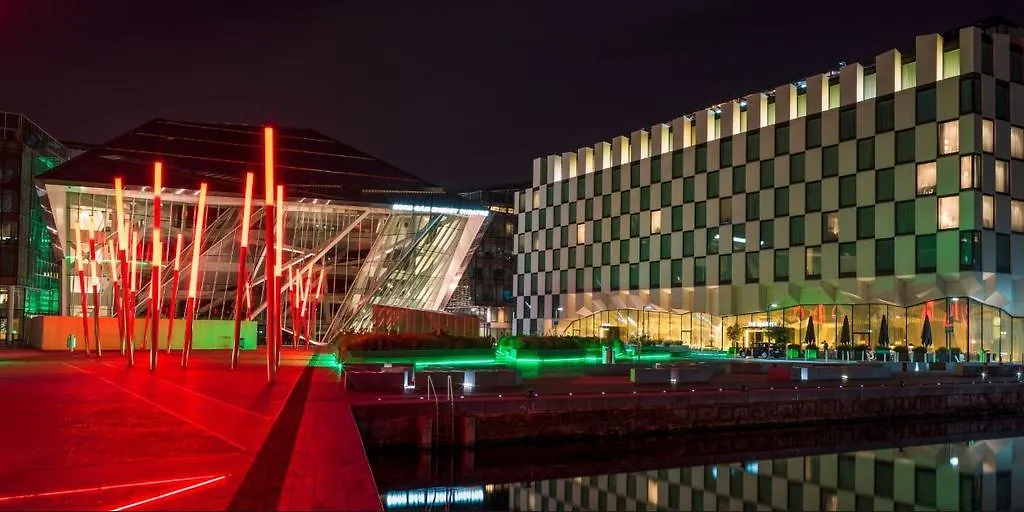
[{"left": 3, "top": 0, "right": 1022, "bottom": 191}]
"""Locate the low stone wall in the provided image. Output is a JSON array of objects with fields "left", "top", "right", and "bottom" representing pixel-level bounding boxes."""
[{"left": 352, "top": 382, "right": 1024, "bottom": 448}]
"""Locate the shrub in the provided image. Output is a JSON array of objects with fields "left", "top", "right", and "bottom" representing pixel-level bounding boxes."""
[
  {"left": 912, "top": 346, "right": 927, "bottom": 354},
  {"left": 786, "top": 343, "right": 801, "bottom": 351},
  {"left": 342, "top": 332, "right": 494, "bottom": 351},
  {"left": 498, "top": 336, "right": 613, "bottom": 351}
]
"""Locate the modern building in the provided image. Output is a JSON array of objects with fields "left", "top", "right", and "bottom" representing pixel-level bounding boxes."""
[
  {"left": 35, "top": 118, "right": 488, "bottom": 345},
  {"left": 514, "top": 17, "right": 1024, "bottom": 358},
  {"left": 0, "top": 112, "right": 68, "bottom": 345},
  {"left": 445, "top": 183, "right": 525, "bottom": 337}
]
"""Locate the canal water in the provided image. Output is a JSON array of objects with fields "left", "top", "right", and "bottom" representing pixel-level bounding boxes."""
[{"left": 369, "top": 417, "right": 1024, "bottom": 511}]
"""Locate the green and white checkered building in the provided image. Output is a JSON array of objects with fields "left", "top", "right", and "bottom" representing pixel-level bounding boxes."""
[{"left": 514, "top": 18, "right": 1024, "bottom": 356}]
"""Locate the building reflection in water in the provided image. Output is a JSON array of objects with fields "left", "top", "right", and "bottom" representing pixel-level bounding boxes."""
[{"left": 509, "top": 437, "right": 1019, "bottom": 511}]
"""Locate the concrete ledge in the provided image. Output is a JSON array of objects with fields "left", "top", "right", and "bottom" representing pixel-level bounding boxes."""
[
  {"left": 346, "top": 370, "right": 407, "bottom": 391},
  {"left": 466, "top": 369, "right": 521, "bottom": 389},
  {"left": 583, "top": 363, "right": 642, "bottom": 376},
  {"left": 416, "top": 370, "right": 466, "bottom": 391},
  {"left": 793, "top": 366, "right": 845, "bottom": 381},
  {"left": 845, "top": 365, "right": 893, "bottom": 380},
  {"left": 630, "top": 367, "right": 672, "bottom": 384},
  {"left": 668, "top": 365, "right": 716, "bottom": 384}
]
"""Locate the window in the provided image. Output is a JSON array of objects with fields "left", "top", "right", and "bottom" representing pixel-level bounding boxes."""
[
  {"left": 960, "top": 230, "right": 981, "bottom": 270},
  {"left": 916, "top": 86, "right": 936, "bottom": 123},
  {"left": 839, "top": 107, "right": 856, "bottom": 141},
  {"left": 707, "top": 227, "right": 719, "bottom": 254},
  {"left": 639, "top": 238, "right": 650, "bottom": 261},
  {"left": 983, "top": 119, "right": 994, "bottom": 153},
  {"left": 630, "top": 163, "right": 640, "bottom": 186},
  {"left": 733, "top": 224, "right": 746, "bottom": 252},
  {"left": 996, "top": 160, "right": 1009, "bottom": 193},
  {"left": 611, "top": 167, "right": 621, "bottom": 192},
  {"left": 960, "top": 76, "right": 981, "bottom": 114},
  {"left": 601, "top": 195, "right": 611, "bottom": 217},
  {"left": 695, "top": 144, "right": 707, "bottom": 173},
  {"left": 620, "top": 190, "right": 630, "bottom": 214},
  {"left": 694, "top": 202, "right": 706, "bottom": 228},
  {"left": 896, "top": 200, "right": 916, "bottom": 235},
  {"left": 839, "top": 242, "right": 856, "bottom": 277},
  {"left": 671, "top": 259, "right": 682, "bottom": 285},
  {"left": 1012, "top": 126, "right": 1024, "bottom": 159},
  {"left": 997, "top": 234, "right": 1011, "bottom": 273},
  {"left": 720, "top": 138, "right": 733, "bottom": 167},
  {"left": 983, "top": 195, "right": 994, "bottom": 229},
  {"left": 790, "top": 215, "right": 805, "bottom": 245},
  {"left": 760, "top": 160, "right": 774, "bottom": 189},
  {"left": 720, "top": 197, "right": 732, "bottom": 224},
  {"left": 961, "top": 154, "right": 981, "bottom": 189},
  {"left": 917, "top": 162, "right": 936, "bottom": 195},
  {"left": 660, "top": 233, "right": 672, "bottom": 258},
  {"left": 719, "top": 254, "right": 732, "bottom": 284},
  {"left": 805, "top": 247, "right": 821, "bottom": 279},
  {"left": 806, "top": 181, "right": 822, "bottom": 212},
  {"left": 943, "top": 49, "right": 960, "bottom": 78},
  {"left": 576, "top": 223, "right": 586, "bottom": 244},
  {"left": 938, "top": 196, "right": 959, "bottom": 230},
  {"left": 682, "top": 231, "right": 694, "bottom": 257},
  {"left": 745, "top": 252, "right": 759, "bottom": 283},
  {"left": 876, "top": 96, "right": 895, "bottom": 132},
  {"left": 876, "top": 238, "right": 895, "bottom": 275},
  {"left": 640, "top": 186, "right": 650, "bottom": 210},
  {"left": 649, "top": 261, "right": 660, "bottom": 288},
  {"left": 857, "top": 206, "right": 875, "bottom": 239},
  {"left": 760, "top": 220, "right": 774, "bottom": 249},
  {"left": 629, "top": 213, "right": 641, "bottom": 237},
  {"left": 806, "top": 115, "right": 821, "bottom": 148},
  {"left": 746, "top": 192, "right": 760, "bottom": 221},
  {"left": 576, "top": 177, "right": 585, "bottom": 199},
  {"left": 996, "top": 81, "right": 1010, "bottom": 121},
  {"left": 896, "top": 129, "right": 915, "bottom": 164},
  {"left": 707, "top": 171, "right": 719, "bottom": 199},
  {"left": 839, "top": 175, "right": 857, "bottom": 207},
  {"left": 823, "top": 212, "right": 839, "bottom": 242},
  {"left": 651, "top": 155, "right": 661, "bottom": 182},
  {"left": 876, "top": 167, "right": 894, "bottom": 202},
  {"left": 828, "top": 82, "right": 841, "bottom": 109},
  {"left": 775, "top": 124, "right": 789, "bottom": 155},
  {"left": 650, "top": 210, "right": 662, "bottom": 234},
  {"left": 1014, "top": 47, "right": 1024, "bottom": 83},
  {"left": 774, "top": 249, "right": 789, "bottom": 281},
  {"left": 620, "top": 240, "right": 630, "bottom": 262},
  {"left": 660, "top": 181, "right": 672, "bottom": 207},
  {"left": 939, "top": 120, "right": 959, "bottom": 155},
  {"left": 694, "top": 257, "right": 706, "bottom": 285},
  {"left": 732, "top": 165, "right": 746, "bottom": 193},
  {"left": 916, "top": 234, "right": 936, "bottom": 273},
  {"left": 671, "top": 150, "right": 684, "bottom": 178},
  {"left": 746, "top": 132, "right": 760, "bottom": 162},
  {"left": 790, "top": 153, "right": 805, "bottom": 183},
  {"left": 857, "top": 138, "right": 874, "bottom": 171},
  {"left": 1013, "top": 200, "right": 1024, "bottom": 232},
  {"left": 683, "top": 177, "right": 694, "bottom": 202},
  {"left": 671, "top": 205, "right": 683, "bottom": 230},
  {"left": 864, "top": 72, "right": 877, "bottom": 99},
  {"left": 822, "top": 145, "right": 839, "bottom": 177},
  {"left": 584, "top": 198, "right": 593, "bottom": 220},
  {"left": 775, "top": 187, "right": 789, "bottom": 217}
]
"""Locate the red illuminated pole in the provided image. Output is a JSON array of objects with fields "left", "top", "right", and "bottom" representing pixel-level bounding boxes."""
[
  {"left": 231, "top": 172, "right": 254, "bottom": 369},
  {"left": 74, "top": 223, "right": 91, "bottom": 355},
  {"left": 115, "top": 179, "right": 130, "bottom": 358},
  {"left": 107, "top": 241, "right": 124, "bottom": 356},
  {"left": 182, "top": 184, "right": 208, "bottom": 369},
  {"left": 165, "top": 234, "right": 183, "bottom": 353},
  {"left": 302, "top": 265, "right": 314, "bottom": 347},
  {"left": 149, "top": 162, "right": 163, "bottom": 371},
  {"left": 308, "top": 268, "right": 325, "bottom": 345},
  {"left": 263, "top": 127, "right": 278, "bottom": 382},
  {"left": 275, "top": 185, "right": 285, "bottom": 367},
  {"left": 87, "top": 225, "right": 102, "bottom": 357},
  {"left": 127, "top": 229, "right": 139, "bottom": 367}
]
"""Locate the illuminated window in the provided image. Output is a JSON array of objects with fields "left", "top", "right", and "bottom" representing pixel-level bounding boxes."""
[
  {"left": 943, "top": 49, "right": 960, "bottom": 78},
  {"left": 533, "top": 231, "right": 542, "bottom": 251},
  {"left": 823, "top": 212, "right": 839, "bottom": 242},
  {"left": 938, "top": 196, "right": 959, "bottom": 230},
  {"left": 995, "top": 160, "right": 1009, "bottom": 193},
  {"left": 805, "top": 246, "right": 821, "bottom": 279},
  {"left": 916, "top": 162, "right": 937, "bottom": 195},
  {"left": 983, "top": 195, "right": 994, "bottom": 229},
  {"left": 1012, "top": 201, "right": 1024, "bottom": 233},
  {"left": 938, "top": 120, "right": 959, "bottom": 155},
  {"left": 1011, "top": 126, "right": 1024, "bottom": 159},
  {"left": 960, "top": 155, "right": 980, "bottom": 189},
  {"left": 863, "top": 72, "right": 877, "bottom": 99},
  {"left": 901, "top": 61, "right": 917, "bottom": 89},
  {"left": 576, "top": 223, "right": 586, "bottom": 244},
  {"left": 828, "top": 83, "right": 841, "bottom": 109},
  {"left": 650, "top": 211, "right": 662, "bottom": 234},
  {"left": 982, "top": 119, "right": 994, "bottom": 153},
  {"left": 719, "top": 197, "right": 732, "bottom": 224}
]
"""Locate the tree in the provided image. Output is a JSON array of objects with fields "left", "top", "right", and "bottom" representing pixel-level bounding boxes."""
[
  {"left": 726, "top": 323, "right": 742, "bottom": 347},
  {"left": 765, "top": 325, "right": 790, "bottom": 347}
]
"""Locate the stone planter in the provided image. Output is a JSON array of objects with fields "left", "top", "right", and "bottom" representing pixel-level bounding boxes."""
[
  {"left": 512, "top": 348, "right": 589, "bottom": 362},
  {"left": 912, "top": 352, "right": 926, "bottom": 363},
  {"left": 805, "top": 348, "right": 819, "bottom": 360},
  {"left": 786, "top": 348, "right": 801, "bottom": 360},
  {"left": 346, "top": 348, "right": 495, "bottom": 363}
]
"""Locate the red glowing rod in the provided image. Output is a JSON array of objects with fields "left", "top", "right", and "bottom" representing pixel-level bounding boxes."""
[
  {"left": 74, "top": 222, "right": 91, "bottom": 355},
  {"left": 149, "top": 162, "right": 163, "bottom": 371},
  {"left": 127, "top": 229, "right": 138, "bottom": 367},
  {"left": 182, "top": 184, "right": 208, "bottom": 368},
  {"left": 115, "top": 178, "right": 130, "bottom": 357},
  {"left": 274, "top": 184, "right": 285, "bottom": 365},
  {"left": 263, "top": 127, "right": 278, "bottom": 382},
  {"left": 87, "top": 223, "right": 102, "bottom": 357},
  {"left": 231, "top": 172, "right": 254, "bottom": 369},
  {"left": 165, "top": 233, "right": 183, "bottom": 353},
  {"left": 307, "top": 267, "right": 325, "bottom": 345},
  {"left": 107, "top": 241, "right": 124, "bottom": 356}
]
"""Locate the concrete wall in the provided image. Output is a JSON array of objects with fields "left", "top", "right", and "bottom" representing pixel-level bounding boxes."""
[{"left": 24, "top": 315, "right": 258, "bottom": 351}]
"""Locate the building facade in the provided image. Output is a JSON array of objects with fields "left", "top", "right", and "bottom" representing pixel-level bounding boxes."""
[
  {"left": 515, "top": 18, "right": 1024, "bottom": 358},
  {"left": 0, "top": 112, "right": 67, "bottom": 344},
  {"left": 446, "top": 183, "right": 525, "bottom": 337},
  {"left": 36, "top": 119, "right": 487, "bottom": 344}
]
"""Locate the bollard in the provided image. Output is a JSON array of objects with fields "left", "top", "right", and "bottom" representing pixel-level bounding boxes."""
[
  {"left": 416, "top": 416, "right": 433, "bottom": 450},
  {"left": 459, "top": 416, "right": 476, "bottom": 448}
]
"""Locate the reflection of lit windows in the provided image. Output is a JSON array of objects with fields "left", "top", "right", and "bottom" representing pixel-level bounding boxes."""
[
  {"left": 938, "top": 196, "right": 959, "bottom": 230},
  {"left": 1012, "top": 201, "right": 1024, "bottom": 233},
  {"left": 916, "top": 162, "right": 936, "bottom": 195},
  {"left": 995, "top": 160, "right": 1009, "bottom": 193},
  {"left": 531, "top": 190, "right": 540, "bottom": 209},
  {"left": 805, "top": 246, "right": 821, "bottom": 279},
  {"left": 839, "top": 242, "right": 857, "bottom": 277},
  {"left": 982, "top": 119, "right": 994, "bottom": 153},
  {"left": 533, "top": 231, "right": 542, "bottom": 251},
  {"left": 983, "top": 195, "right": 995, "bottom": 229},
  {"left": 938, "top": 120, "right": 959, "bottom": 155},
  {"left": 576, "top": 223, "right": 586, "bottom": 244},
  {"left": 960, "top": 155, "right": 981, "bottom": 189},
  {"left": 1012, "top": 126, "right": 1024, "bottom": 159},
  {"left": 823, "top": 212, "right": 839, "bottom": 242},
  {"left": 650, "top": 211, "right": 661, "bottom": 234}
]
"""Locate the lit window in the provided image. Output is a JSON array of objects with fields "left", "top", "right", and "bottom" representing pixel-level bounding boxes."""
[
  {"left": 960, "top": 155, "right": 980, "bottom": 189},
  {"left": 938, "top": 120, "right": 959, "bottom": 155},
  {"left": 863, "top": 73, "right": 877, "bottom": 100},
  {"left": 938, "top": 196, "right": 959, "bottom": 230},
  {"left": 805, "top": 247, "right": 821, "bottom": 278},
  {"left": 916, "top": 162, "right": 937, "bottom": 195},
  {"left": 1011, "top": 126, "right": 1024, "bottom": 159},
  {"left": 576, "top": 223, "right": 586, "bottom": 244},
  {"left": 983, "top": 195, "right": 995, "bottom": 229},
  {"left": 995, "top": 160, "right": 1009, "bottom": 193},
  {"left": 943, "top": 49, "right": 961, "bottom": 79},
  {"left": 1012, "top": 201, "right": 1024, "bottom": 233},
  {"left": 650, "top": 211, "right": 662, "bottom": 234},
  {"left": 983, "top": 119, "right": 994, "bottom": 153},
  {"left": 719, "top": 197, "right": 732, "bottom": 224},
  {"left": 533, "top": 231, "right": 542, "bottom": 251},
  {"left": 823, "top": 212, "right": 839, "bottom": 242},
  {"left": 901, "top": 61, "right": 917, "bottom": 90}
]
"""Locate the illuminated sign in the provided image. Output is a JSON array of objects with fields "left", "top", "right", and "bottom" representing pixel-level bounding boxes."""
[
  {"left": 392, "top": 204, "right": 489, "bottom": 216},
  {"left": 488, "top": 205, "right": 515, "bottom": 214},
  {"left": 383, "top": 487, "right": 485, "bottom": 509}
]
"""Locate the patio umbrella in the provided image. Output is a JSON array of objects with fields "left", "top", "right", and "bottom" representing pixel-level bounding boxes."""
[
  {"left": 921, "top": 314, "right": 933, "bottom": 348},
  {"left": 840, "top": 315, "right": 852, "bottom": 346},
  {"left": 878, "top": 315, "right": 890, "bottom": 347},
  {"left": 804, "top": 316, "right": 816, "bottom": 345}
]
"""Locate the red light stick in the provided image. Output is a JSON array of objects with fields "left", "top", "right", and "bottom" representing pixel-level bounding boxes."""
[
  {"left": 231, "top": 172, "right": 254, "bottom": 369},
  {"left": 115, "top": 178, "right": 129, "bottom": 356},
  {"left": 274, "top": 184, "right": 284, "bottom": 366},
  {"left": 107, "top": 240, "right": 124, "bottom": 357},
  {"left": 149, "top": 162, "right": 163, "bottom": 371},
  {"left": 263, "top": 127, "right": 277, "bottom": 382},
  {"left": 87, "top": 223, "right": 102, "bottom": 357},
  {"left": 165, "top": 233, "right": 183, "bottom": 353},
  {"left": 74, "top": 222, "right": 91, "bottom": 354},
  {"left": 182, "top": 184, "right": 207, "bottom": 368}
]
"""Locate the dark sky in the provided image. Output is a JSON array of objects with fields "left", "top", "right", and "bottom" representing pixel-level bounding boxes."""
[{"left": 2, "top": 0, "right": 1022, "bottom": 191}]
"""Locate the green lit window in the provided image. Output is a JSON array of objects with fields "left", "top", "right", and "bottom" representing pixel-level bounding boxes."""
[
  {"left": 839, "top": 175, "right": 857, "bottom": 207},
  {"left": 746, "top": 191, "right": 760, "bottom": 221},
  {"left": 733, "top": 165, "right": 746, "bottom": 194},
  {"left": 719, "top": 254, "right": 732, "bottom": 284},
  {"left": 896, "top": 200, "right": 915, "bottom": 235},
  {"left": 916, "top": 234, "right": 936, "bottom": 272},
  {"left": 806, "top": 181, "right": 821, "bottom": 212},
  {"left": 876, "top": 238, "right": 895, "bottom": 275},
  {"left": 822, "top": 145, "right": 839, "bottom": 177},
  {"left": 790, "top": 153, "right": 805, "bottom": 183},
  {"left": 857, "top": 205, "right": 875, "bottom": 239},
  {"left": 790, "top": 215, "right": 805, "bottom": 246}
]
